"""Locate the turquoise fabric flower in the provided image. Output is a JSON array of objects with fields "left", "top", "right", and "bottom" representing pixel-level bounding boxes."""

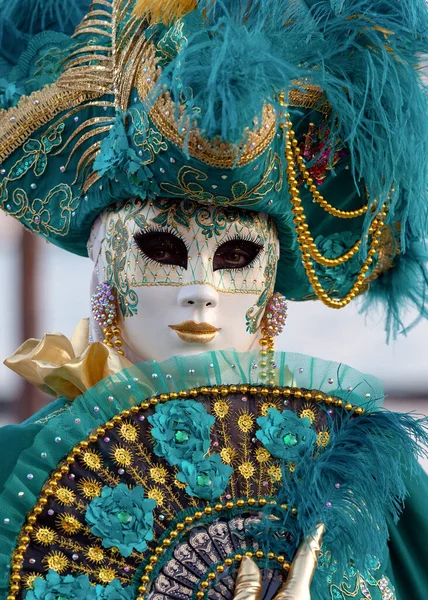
[
  {"left": 85, "top": 483, "right": 156, "bottom": 557},
  {"left": 97, "top": 580, "right": 134, "bottom": 599},
  {"left": 25, "top": 571, "right": 98, "bottom": 600},
  {"left": 177, "top": 454, "right": 233, "bottom": 500},
  {"left": 256, "top": 408, "right": 317, "bottom": 460},
  {"left": 148, "top": 399, "right": 215, "bottom": 466}
]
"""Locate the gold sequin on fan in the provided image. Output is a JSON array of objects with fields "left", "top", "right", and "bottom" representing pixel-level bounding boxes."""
[
  {"left": 238, "top": 461, "right": 256, "bottom": 479},
  {"left": 213, "top": 400, "right": 231, "bottom": 419},
  {"left": 298, "top": 403, "right": 319, "bottom": 425},
  {"left": 97, "top": 567, "right": 116, "bottom": 583},
  {"left": 22, "top": 573, "right": 42, "bottom": 590},
  {"left": 33, "top": 526, "right": 58, "bottom": 546},
  {"left": 119, "top": 421, "right": 139, "bottom": 443},
  {"left": 82, "top": 449, "right": 103, "bottom": 471},
  {"left": 42, "top": 551, "right": 69, "bottom": 573},
  {"left": 150, "top": 466, "right": 168, "bottom": 484},
  {"left": 220, "top": 447, "right": 236, "bottom": 465},
  {"left": 147, "top": 486, "right": 164, "bottom": 506},
  {"left": 55, "top": 486, "right": 76, "bottom": 506},
  {"left": 86, "top": 546, "right": 105, "bottom": 563},
  {"left": 77, "top": 477, "right": 102, "bottom": 499},
  {"left": 317, "top": 428, "right": 330, "bottom": 448},
  {"left": 255, "top": 447, "right": 271, "bottom": 463},
  {"left": 267, "top": 465, "right": 282, "bottom": 482},
  {"left": 110, "top": 444, "right": 133, "bottom": 467},
  {"left": 237, "top": 413, "right": 254, "bottom": 433},
  {"left": 259, "top": 401, "right": 282, "bottom": 417},
  {"left": 56, "top": 513, "right": 82, "bottom": 535}
]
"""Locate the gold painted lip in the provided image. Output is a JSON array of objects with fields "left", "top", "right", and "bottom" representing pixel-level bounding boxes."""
[{"left": 169, "top": 321, "right": 221, "bottom": 344}]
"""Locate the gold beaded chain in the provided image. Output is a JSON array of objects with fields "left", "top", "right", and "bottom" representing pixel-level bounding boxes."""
[
  {"left": 282, "top": 116, "right": 389, "bottom": 309},
  {"left": 103, "top": 324, "right": 125, "bottom": 355}
]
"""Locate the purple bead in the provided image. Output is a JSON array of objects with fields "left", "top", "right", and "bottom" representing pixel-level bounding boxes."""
[
  {"left": 326, "top": 502, "right": 332, "bottom": 508},
  {"left": 74, "top": 418, "right": 81, "bottom": 424},
  {"left": 104, "top": 437, "right": 110, "bottom": 443},
  {"left": 48, "top": 509, "right": 54, "bottom": 516},
  {"left": 68, "top": 474, "right": 75, "bottom": 480},
  {"left": 118, "top": 469, "right": 125, "bottom": 475},
  {"left": 335, "top": 483, "right": 341, "bottom": 489}
]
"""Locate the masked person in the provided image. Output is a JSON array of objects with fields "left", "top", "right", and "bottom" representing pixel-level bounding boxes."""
[{"left": 0, "top": 1, "right": 427, "bottom": 599}]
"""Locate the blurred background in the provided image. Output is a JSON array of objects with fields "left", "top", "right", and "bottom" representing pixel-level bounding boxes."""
[{"left": 0, "top": 211, "right": 427, "bottom": 469}]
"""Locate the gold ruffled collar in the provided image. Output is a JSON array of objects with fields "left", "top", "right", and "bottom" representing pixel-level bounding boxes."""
[{"left": 4, "top": 319, "right": 132, "bottom": 400}]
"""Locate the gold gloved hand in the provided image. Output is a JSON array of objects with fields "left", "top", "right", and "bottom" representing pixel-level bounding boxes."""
[{"left": 233, "top": 524, "right": 324, "bottom": 600}]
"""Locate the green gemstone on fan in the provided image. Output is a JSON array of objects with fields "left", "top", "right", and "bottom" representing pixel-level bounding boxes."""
[
  {"left": 197, "top": 474, "right": 212, "bottom": 487},
  {"left": 117, "top": 510, "right": 133, "bottom": 524},
  {"left": 174, "top": 430, "right": 190, "bottom": 444},
  {"left": 283, "top": 433, "right": 298, "bottom": 447}
]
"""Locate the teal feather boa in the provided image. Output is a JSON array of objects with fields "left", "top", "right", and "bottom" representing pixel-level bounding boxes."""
[{"left": 253, "top": 407, "right": 428, "bottom": 574}]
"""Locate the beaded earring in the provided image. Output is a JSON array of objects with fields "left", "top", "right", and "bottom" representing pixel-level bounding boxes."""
[
  {"left": 91, "top": 282, "right": 125, "bottom": 355},
  {"left": 258, "top": 293, "right": 288, "bottom": 384}
]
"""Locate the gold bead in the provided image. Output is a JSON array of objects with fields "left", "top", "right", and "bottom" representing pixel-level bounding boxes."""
[
  {"left": 194, "top": 511, "right": 203, "bottom": 519},
  {"left": 155, "top": 547, "right": 163, "bottom": 554},
  {"left": 145, "top": 565, "right": 153, "bottom": 573},
  {"left": 141, "top": 575, "right": 150, "bottom": 583},
  {"left": 170, "top": 531, "right": 178, "bottom": 539},
  {"left": 162, "top": 539, "right": 171, "bottom": 547},
  {"left": 225, "top": 558, "right": 233, "bottom": 566},
  {"left": 236, "top": 499, "right": 245, "bottom": 508},
  {"left": 200, "top": 581, "right": 209, "bottom": 589},
  {"left": 196, "top": 592, "right": 204, "bottom": 599},
  {"left": 176, "top": 523, "right": 185, "bottom": 531},
  {"left": 184, "top": 516, "right": 194, "bottom": 524},
  {"left": 235, "top": 554, "right": 243, "bottom": 561},
  {"left": 226, "top": 502, "right": 234, "bottom": 510},
  {"left": 256, "top": 551, "right": 264, "bottom": 558},
  {"left": 204, "top": 507, "right": 213, "bottom": 515},
  {"left": 214, "top": 504, "right": 223, "bottom": 512},
  {"left": 207, "top": 572, "right": 216, "bottom": 581},
  {"left": 216, "top": 565, "right": 225, "bottom": 573}
]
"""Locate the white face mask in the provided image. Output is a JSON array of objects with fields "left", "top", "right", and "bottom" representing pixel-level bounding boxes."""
[{"left": 90, "top": 198, "right": 279, "bottom": 362}]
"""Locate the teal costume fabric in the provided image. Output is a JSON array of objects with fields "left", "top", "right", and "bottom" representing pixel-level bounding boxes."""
[{"left": 0, "top": 350, "right": 426, "bottom": 600}]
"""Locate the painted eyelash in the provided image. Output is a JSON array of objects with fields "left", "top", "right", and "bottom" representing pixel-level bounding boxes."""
[
  {"left": 213, "top": 233, "right": 264, "bottom": 254},
  {"left": 134, "top": 225, "right": 189, "bottom": 249},
  {"left": 213, "top": 234, "right": 265, "bottom": 272},
  {"left": 132, "top": 226, "right": 189, "bottom": 267}
]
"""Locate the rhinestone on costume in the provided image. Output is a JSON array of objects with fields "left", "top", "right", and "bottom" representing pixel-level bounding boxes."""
[
  {"left": 75, "top": 418, "right": 81, "bottom": 424},
  {"left": 138, "top": 415, "right": 145, "bottom": 421},
  {"left": 365, "top": 393, "right": 371, "bottom": 399},
  {"left": 94, "top": 406, "right": 100, "bottom": 412},
  {"left": 328, "top": 378, "right": 334, "bottom": 384},
  {"left": 68, "top": 474, "right": 75, "bottom": 480},
  {"left": 91, "top": 282, "right": 117, "bottom": 329},
  {"left": 30, "top": 183, "right": 37, "bottom": 190},
  {"left": 189, "top": 369, "right": 195, "bottom": 375},
  {"left": 261, "top": 293, "right": 288, "bottom": 339},
  {"left": 298, "top": 368, "right": 304, "bottom": 373},
  {"left": 48, "top": 509, "right": 54, "bottom": 516},
  {"left": 175, "top": 430, "right": 190, "bottom": 444},
  {"left": 117, "top": 510, "right": 133, "bottom": 524},
  {"left": 335, "top": 483, "right": 341, "bottom": 489},
  {"left": 197, "top": 474, "right": 212, "bottom": 487},
  {"left": 55, "top": 437, "right": 62, "bottom": 443},
  {"left": 326, "top": 502, "right": 332, "bottom": 508},
  {"left": 18, "top": 492, "right": 24, "bottom": 497},
  {"left": 108, "top": 396, "right": 114, "bottom": 402},
  {"left": 104, "top": 437, "right": 110, "bottom": 443},
  {"left": 72, "top": 553, "right": 79, "bottom": 561},
  {"left": 60, "top": 166, "right": 66, "bottom": 172},
  {"left": 118, "top": 468, "right": 125, "bottom": 475},
  {"left": 29, "top": 558, "right": 36, "bottom": 564},
  {"left": 41, "top": 452, "right": 47, "bottom": 459},
  {"left": 3, "top": 518, "right": 10, "bottom": 525},
  {"left": 27, "top": 473, "right": 34, "bottom": 480},
  {"left": 283, "top": 433, "right": 298, "bottom": 447},
  {"left": 165, "top": 374, "right": 172, "bottom": 380}
]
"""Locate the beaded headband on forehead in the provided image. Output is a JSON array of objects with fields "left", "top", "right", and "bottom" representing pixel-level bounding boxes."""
[{"left": 0, "top": 0, "right": 427, "bottom": 338}]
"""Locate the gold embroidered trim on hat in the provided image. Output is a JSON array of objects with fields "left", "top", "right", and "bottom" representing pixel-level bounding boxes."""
[
  {"left": 136, "top": 43, "right": 278, "bottom": 169},
  {"left": 0, "top": 87, "right": 101, "bottom": 164},
  {"left": 288, "top": 85, "right": 331, "bottom": 116}
]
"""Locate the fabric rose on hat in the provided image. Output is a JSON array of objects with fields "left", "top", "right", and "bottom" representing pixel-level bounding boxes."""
[
  {"left": 256, "top": 408, "right": 317, "bottom": 461},
  {"left": 148, "top": 399, "right": 215, "bottom": 466},
  {"left": 85, "top": 483, "right": 155, "bottom": 557},
  {"left": 176, "top": 454, "right": 233, "bottom": 501}
]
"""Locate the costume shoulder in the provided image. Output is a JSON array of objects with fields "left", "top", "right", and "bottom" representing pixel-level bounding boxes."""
[{"left": 387, "top": 464, "right": 428, "bottom": 600}]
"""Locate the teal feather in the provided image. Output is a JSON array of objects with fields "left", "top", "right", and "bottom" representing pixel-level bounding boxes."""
[
  {"left": 0, "top": 0, "right": 90, "bottom": 75},
  {"left": 151, "top": 0, "right": 428, "bottom": 339},
  {"left": 361, "top": 242, "right": 428, "bottom": 341},
  {"left": 253, "top": 408, "right": 428, "bottom": 574}
]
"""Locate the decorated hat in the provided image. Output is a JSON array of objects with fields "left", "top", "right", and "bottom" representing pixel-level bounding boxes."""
[{"left": 1, "top": 0, "right": 427, "bottom": 337}]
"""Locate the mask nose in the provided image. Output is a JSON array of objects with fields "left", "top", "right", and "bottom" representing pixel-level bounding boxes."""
[{"left": 177, "top": 285, "right": 219, "bottom": 309}]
